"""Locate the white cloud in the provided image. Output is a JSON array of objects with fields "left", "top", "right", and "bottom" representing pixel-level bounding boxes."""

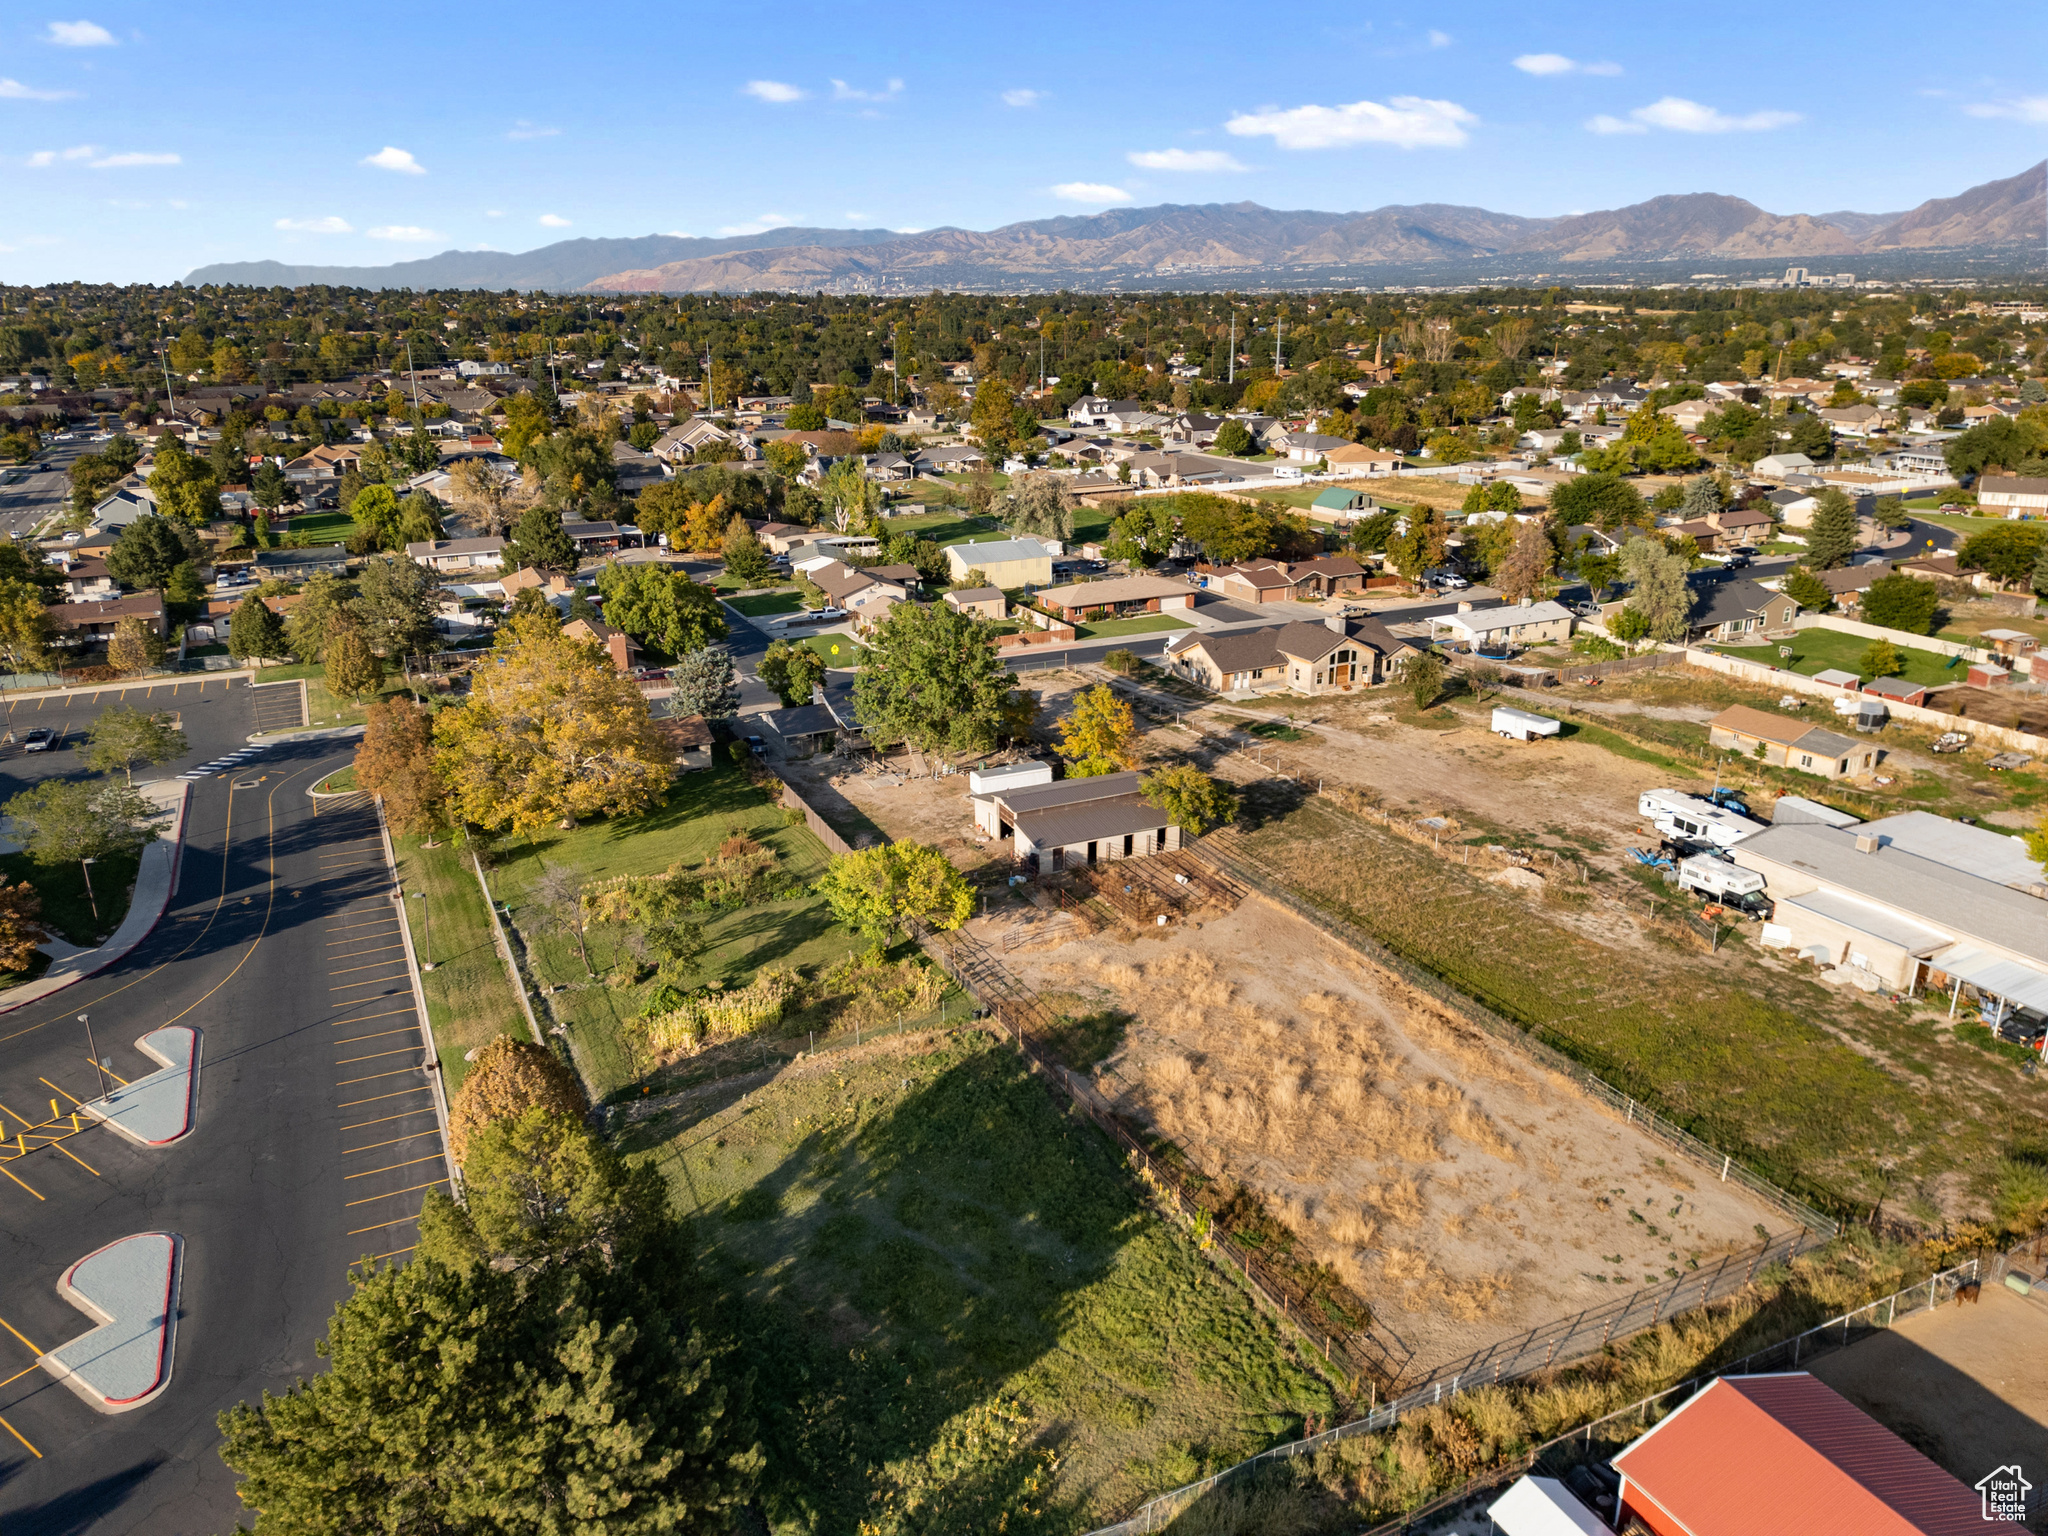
[
  {"left": 26, "top": 144, "right": 96, "bottom": 166},
  {"left": 45, "top": 19, "right": 115, "bottom": 45},
  {"left": 1426, "top": 29, "right": 1451, "bottom": 47},
  {"left": 743, "top": 80, "right": 804, "bottom": 103},
  {"left": 367, "top": 225, "right": 443, "bottom": 242},
  {"left": 507, "top": 120, "right": 559, "bottom": 140},
  {"left": 716, "top": 214, "right": 796, "bottom": 236},
  {"left": 90, "top": 150, "right": 178, "bottom": 167},
  {"left": 275, "top": 215, "right": 352, "bottom": 233},
  {"left": 1593, "top": 96, "right": 1799, "bottom": 134},
  {"left": 1127, "top": 148, "right": 1246, "bottom": 172},
  {"left": 1051, "top": 182, "right": 1132, "bottom": 204},
  {"left": 361, "top": 145, "right": 425, "bottom": 174},
  {"left": 663, "top": 229, "right": 693, "bottom": 237},
  {"left": 538, "top": 213, "right": 570, "bottom": 227},
  {"left": 0, "top": 77, "right": 76, "bottom": 100},
  {"left": 1226, "top": 95, "right": 1475, "bottom": 150},
  {"left": 1001, "top": 88, "right": 1043, "bottom": 108},
  {"left": 831, "top": 77, "right": 903, "bottom": 103},
  {"left": 485, "top": 209, "right": 505, "bottom": 217},
  {"left": 1514, "top": 53, "right": 1621, "bottom": 76},
  {"left": 845, "top": 210, "right": 871, "bottom": 221},
  {"left": 1965, "top": 97, "right": 2048, "bottom": 122}
]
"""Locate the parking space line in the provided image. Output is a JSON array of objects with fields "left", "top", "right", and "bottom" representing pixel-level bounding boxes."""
[
  {"left": 325, "top": 918, "right": 397, "bottom": 934},
  {"left": 344, "top": 1153, "right": 442, "bottom": 1180},
  {"left": 337, "top": 1086, "right": 433, "bottom": 1109},
  {"left": 0, "top": 1315, "right": 43, "bottom": 1355},
  {"left": 330, "top": 976, "right": 408, "bottom": 992},
  {"left": 345, "top": 1177, "right": 446, "bottom": 1207},
  {"left": 341, "top": 1107, "right": 437, "bottom": 1133},
  {"left": 327, "top": 944, "right": 404, "bottom": 964},
  {"left": 334, "top": 1047, "right": 420, "bottom": 1067},
  {"left": 326, "top": 930, "right": 400, "bottom": 946},
  {"left": 335, "top": 1067, "right": 424, "bottom": 1087},
  {"left": 47, "top": 1139, "right": 99, "bottom": 1176},
  {"left": 328, "top": 1007, "right": 416, "bottom": 1029},
  {"left": 345, "top": 1129, "right": 441, "bottom": 1155},
  {"left": 0, "top": 1163, "right": 40, "bottom": 1199},
  {"left": 346, "top": 1214, "right": 424, "bottom": 1236},
  {"left": 0, "top": 1414, "right": 40, "bottom": 1458},
  {"left": 335, "top": 1027, "right": 418, "bottom": 1047},
  {"left": 371, "top": 1245, "right": 417, "bottom": 1261},
  {"left": 0, "top": 1361, "right": 39, "bottom": 1389}
]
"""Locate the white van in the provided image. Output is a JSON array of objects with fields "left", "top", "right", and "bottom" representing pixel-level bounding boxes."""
[{"left": 1638, "top": 789, "right": 1761, "bottom": 849}]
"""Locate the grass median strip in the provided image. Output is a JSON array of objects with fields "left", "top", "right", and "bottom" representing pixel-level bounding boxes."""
[{"left": 390, "top": 833, "right": 530, "bottom": 1096}]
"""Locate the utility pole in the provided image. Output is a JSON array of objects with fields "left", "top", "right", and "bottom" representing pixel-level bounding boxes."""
[
  {"left": 157, "top": 318, "right": 176, "bottom": 418},
  {"left": 80, "top": 1014, "right": 108, "bottom": 1100},
  {"left": 1228, "top": 311, "right": 1235, "bottom": 385},
  {"left": 1276, "top": 311, "right": 1284, "bottom": 374}
]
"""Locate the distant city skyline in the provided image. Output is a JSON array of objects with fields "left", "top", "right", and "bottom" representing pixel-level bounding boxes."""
[{"left": 2, "top": 1, "right": 2045, "bottom": 283}]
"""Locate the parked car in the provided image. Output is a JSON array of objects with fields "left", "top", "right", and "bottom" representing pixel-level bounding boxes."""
[{"left": 20, "top": 728, "right": 53, "bottom": 752}]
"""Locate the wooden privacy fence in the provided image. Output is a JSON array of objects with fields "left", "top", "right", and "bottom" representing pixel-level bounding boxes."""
[{"left": 774, "top": 776, "right": 854, "bottom": 856}]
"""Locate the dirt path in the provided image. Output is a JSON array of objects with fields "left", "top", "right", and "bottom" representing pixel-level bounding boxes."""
[{"left": 991, "top": 898, "right": 1790, "bottom": 1376}]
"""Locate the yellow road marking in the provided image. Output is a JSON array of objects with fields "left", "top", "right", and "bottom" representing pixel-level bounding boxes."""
[
  {"left": 370, "top": 1245, "right": 416, "bottom": 1261},
  {"left": 0, "top": 1101, "right": 27, "bottom": 1128},
  {"left": 344, "top": 1153, "right": 443, "bottom": 1180},
  {"left": 326, "top": 931, "right": 399, "bottom": 947},
  {"left": 39, "top": 1077, "right": 83, "bottom": 1107},
  {"left": 0, "top": 1361, "right": 40, "bottom": 1389},
  {"left": 0, "top": 1315, "right": 44, "bottom": 1355},
  {"left": 340, "top": 1107, "right": 438, "bottom": 1133},
  {"left": 346, "top": 1214, "right": 424, "bottom": 1236},
  {"left": 345, "top": 1177, "right": 446, "bottom": 1207},
  {"left": 336, "top": 1085, "right": 432, "bottom": 1109},
  {"left": 49, "top": 1139, "right": 99, "bottom": 1176},
  {"left": 325, "top": 918, "right": 395, "bottom": 934},
  {"left": 329, "top": 1007, "right": 416, "bottom": 1029},
  {"left": 0, "top": 1163, "right": 38, "bottom": 1199},
  {"left": 345, "top": 1130, "right": 441, "bottom": 1155},
  {"left": 88, "top": 1059, "right": 130, "bottom": 1087},
  {"left": 335, "top": 1066, "right": 422, "bottom": 1087},
  {"left": 328, "top": 956, "right": 409, "bottom": 976},
  {"left": 334, "top": 1027, "right": 418, "bottom": 1047},
  {"left": 334, "top": 1047, "right": 420, "bottom": 1067},
  {"left": 0, "top": 1413, "right": 39, "bottom": 1459}
]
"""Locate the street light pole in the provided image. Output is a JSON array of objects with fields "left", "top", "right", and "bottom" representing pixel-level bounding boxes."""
[
  {"left": 413, "top": 890, "right": 433, "bottom": 971},
  {"left": 79, "top": 1014, "right": 108, "bottom": 1100},
  {"left": 80, "top": 856, "right": 98, "bottom": 927}
]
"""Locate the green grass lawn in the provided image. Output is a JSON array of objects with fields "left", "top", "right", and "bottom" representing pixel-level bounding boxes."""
[
  {"left": 252, "top": 661, "right": 413, "bottom": 732},
  {"left": 803, "top": 633, "right": 866, "bottom": 668},
  {"left": 1224, "top": 793, "right": 2047, "bottom": 1212},
  {"left": 487, "top": 764, "right": 865, "bottom": 1101},
  {"left": 311, "top": 765, "right": 358, "bottom": 794},
  {"left": 1903, "top": 511, "right": 2007, "bottom": 535},
  {"left": 724, "top": 590, "right": 803, "bottom": 618},
  {"left": 630, "top": 1030, "right": 1334, "bottom": 1533},
  {"left": 1073, "top": 613, "right": 1191, "bottom": 639},
  {"left": 1220, "top": 714, "right": 1308, "bottom": 742},
  {"left": 875, "top": 509, "right": 1000, "bottom": 547},
  {"left": 0, "top": 848, "right": 139, "bottom": 947},
  {"left": 278, "top": 511, "right": 352, "bottom": 539},
  {"left": 391, "top": 832, "right": 530, "bottom": 1094},
  {"left": 1711, "top": 628, "right": 1966, "bottom": 688}
]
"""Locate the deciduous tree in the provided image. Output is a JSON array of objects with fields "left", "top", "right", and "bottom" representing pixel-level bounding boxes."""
[
  {"left": 1055, "top": 683, "right": 1138, "bottom": 777},
  {"left": 594, "top": 563, "right": 728, "bottom": 655},
  {"left": 448, "top": 457, "right": 529, "bottom": 536},
  {"left": 445, "top": 1036, "right": 588, "bottom": 1166},
  {"left": 1493, "top": 519, "right": 1554, "bottom": 602},
  {"left": 720, "top": 515, "right": 774, "bottom": 586},
  {"left": 1, "top": 778, "right": 159, "bottom": 864},
  {"left": 813, "top": 841, "right": 973, "bottom": 937},
  {"left": 1619, "top": 536, "right": 1693, "bottom": 642},
  {"left": 1140, "top": 764, "right": 1236, "bottom": 839},
  {"left": 757, "top": 638, "right": 825, "bottom": 707},
  {"left": 1859, "top": 638, "right": 1903, "bottom": 680},
  {"left": 851, "top": 600, "right": 1017, "bottom": 770},
  {"left": 1858, "top": 572, "right": 1940, "bottom": 634},
  {"left": 355, "top": 555, "right": 443, "bottom": 659},
  {"left": 1781, "top": 565, "right": 1834, "bottom": 613},
  {"left": 106, "top": 615, "right": 164, "bottom": 674},
  {"left": 323, "top": 615, "right": 385, "bottom": 704},
  {"left": 0, "top": 579, "right": 55, "bottom": 676},
  {"left": 0, "top": 881, "right": 49, "bottom": 973},
  {"left": 82, "top": 705, "right": 187, "bottom": 783},
  {"left": 353, "top": 698, "right": 448, "bottom": 837},
  {"left": 433, "top": 611, "right": 672, "bottom": 834},
  {"left": 1960, "top": 523, "right": 2048, "bottom": 587},
  {"left": 1402, "top": 651, "right": 1445, "bottom": 711},
  {"left": 999, "top": 471, "right": 1075, "bottom": 542}
]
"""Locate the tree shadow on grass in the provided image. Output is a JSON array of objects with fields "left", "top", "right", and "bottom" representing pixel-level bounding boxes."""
[{"left": 1233, "top": 778, "right": 1310, "bottom": 833}]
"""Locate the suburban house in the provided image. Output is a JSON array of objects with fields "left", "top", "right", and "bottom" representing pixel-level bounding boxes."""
[
  {"left": 1732, "top": 810, "right": 2048, "bottom": 1008},
  {"left": 498, "top": 567, "right": 576, "bottom": 601},
  {"left": 1705, "top": 504, "right": 1774, "bottom": 542},
  {"left": 749, "top": 521, "right": 812, "bottom": 555},
  {"left": 1815, "top": 402, "right": 1892, "bottom": 437},
  {"left": 563, "top": 519, "right": 626, "bottom": 555},
  {"left": 1161, "top": 615, "right": 1418, "bottom": 695},
  {"left": 806, "top": 559, "right": 918, "bottom": 616},
  {"left": 1033, "top": 574, "right": 1194, "bottom": 623},
  {"left": 971, "top": 769, "right": 1181, "bottom": 872},
  {"left": 49, "top": 591, "right": 167, "bottom": 642},
  {"left": 650, "top": 418, "right": 734, "bottom": 464},
  {"left": 1432, "top": 597, "right": 1575, "bottom": 651},
  {"left": 760, "top": 702, "right": 842, "bottom": 758},
  {"left": 1685, "top": 575, "right": 1800, "bottom": 642},
  {"left": 1707, "top": 705, "right": 1877, "bottom": 780},
  {"left": 1976, "top": 473, "right": 2048, "bottom": 517},
  {"left": 405, "top": 536, "right": 507, "bottom": 574},
  {"left": 944, "top": 537, "right": 1058, "bottom": 588},
  {"left": 55, "top": 555, "right": 118, "bottom": 600},
  {"left": 1324, "top": 444, "right": 1406, "bottom": 477},
  {"left": 1590, "top": 1373, "right": 2031, "bottom": 1536},
  {"left": 1280, "top": 431, "right": 1351, "bottom": 464},
  {"left": 1210, "top": 554, "right": 1369, "bottom": 604},
  {"left": 1753, "top": 452, "right": 1817, "bottom": 479},
  {"left": 942, "top": 586, "right": 1007, "bottom": 621},
  {"left": 1065, "top": 397, "right": 1154, "bottom": 433},
  {"left": 281, "top": 444, "right": 362, "bottom": 485},
  {"left": 562, "top": 616, "right": 641, "bottom": 674},
  {"left": 253, "top": 544, "right": 350, "bottom": 581},
  {"left": 1310, "top": 487, "right": 1378, "bottom": 517}
]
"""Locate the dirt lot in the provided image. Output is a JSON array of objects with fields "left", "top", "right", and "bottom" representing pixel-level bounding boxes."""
[
  {"left": 1811, "top": 1282, "right": 2048, "bottom": 1520},
  {"left": 988, "top": 896, "right": 1791, "bottom": 1376}
]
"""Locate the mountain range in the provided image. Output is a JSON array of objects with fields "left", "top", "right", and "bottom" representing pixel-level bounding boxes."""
[{"left": 183, "top": 162, "right": 2047, "bottom": 294}]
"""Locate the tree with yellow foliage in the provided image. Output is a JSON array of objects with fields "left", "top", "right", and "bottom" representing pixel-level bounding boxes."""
[
  {"left": 1055, "top": 683, "right": 1138, "bottom": 777},
  {"left": 446, "top": 1035, "right": 588, "bottom": 1165},
  {"left": 433, "top": 610, "right": 671, "bottom": 834}
]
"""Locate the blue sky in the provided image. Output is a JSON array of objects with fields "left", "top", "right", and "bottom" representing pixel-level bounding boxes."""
[{"left": 2, "top": 1, "right": 2044, "bottom": 284}]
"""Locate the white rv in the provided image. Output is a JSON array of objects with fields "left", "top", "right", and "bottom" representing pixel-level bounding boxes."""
[
  {"left": 1677, "top": 855, "right": 1765, "bottom": 902},
  {"left": 1638, "top": 789, "right": 1761, "bottom": 850}
]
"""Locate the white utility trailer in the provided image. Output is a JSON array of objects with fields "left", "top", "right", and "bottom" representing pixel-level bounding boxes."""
[{"left": 1492, "top": 706, "right": 1561, "bottom": 742}]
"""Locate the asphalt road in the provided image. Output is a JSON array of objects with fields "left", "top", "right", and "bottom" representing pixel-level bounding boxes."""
[
  {"left": 0, "top": 676, "right": 289, "bottom": 800},
  {"left": 0, "top": 688, "right": 445, "bottom": 1533},
  {"left": 0, "top": 443, "right": 89, "bottom": 542}
]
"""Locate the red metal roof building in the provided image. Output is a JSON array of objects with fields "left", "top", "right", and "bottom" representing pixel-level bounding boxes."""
[{"left": 1612, "top": 1373, "right": 2029, "bottom": 1535}]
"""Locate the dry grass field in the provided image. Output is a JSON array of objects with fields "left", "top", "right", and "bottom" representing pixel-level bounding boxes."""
[{"left": 996, "top": 899, "right": 1790, "bottom": 1375}]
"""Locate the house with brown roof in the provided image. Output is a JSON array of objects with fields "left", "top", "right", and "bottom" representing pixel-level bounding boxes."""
[
  {"left": 562, "top": 616, "right": 641, "bottom": 674},
  {"left": 1161, "top": 616, "right": 1418, "bottom": 696},
  {"left": 406, "top": 536, "right": 507, "bottom": 574},
  {"left": 654, "top": 712, "right": 714, "bottom": 772},
  {"left": 1975, "top": 473, "right": 2048, "bottom": 517},
  {"left": 943, "top": 587, "right": 1007, "bottom": 621},
  {"left": 1210, "top": 554, "right": 1368, "bottom": 604},
  {"left": 1707, "top": 704, "right": 1876, "bottom": 779},
  {"left": 1034, "top": 574, "right": 1194, "bottom": 621},
  {"left": 49, "top": 592, "right": 167, "bottom": 643},
  {"left": 806, "top": 559, "right": 916, "bottom": 614}
]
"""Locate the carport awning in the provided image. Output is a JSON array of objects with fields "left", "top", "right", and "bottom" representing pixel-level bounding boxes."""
[{"left": 1934, "top": 947, "right": 2048, "bottom": 1014}]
